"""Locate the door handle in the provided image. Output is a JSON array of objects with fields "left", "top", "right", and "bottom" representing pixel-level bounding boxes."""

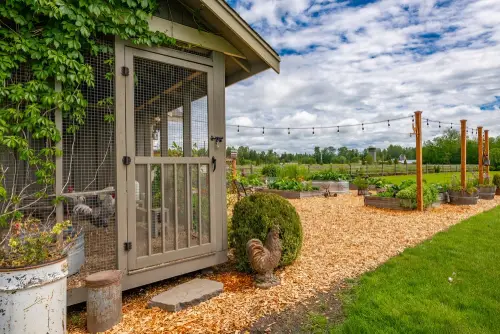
[{"left": 212, "top": 156, "right": 217, "bottom": 172}]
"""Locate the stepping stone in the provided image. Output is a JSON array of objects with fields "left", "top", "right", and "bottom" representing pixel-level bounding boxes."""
[{"left": 147, "top": 278, "right": 223, "bottom": 312}]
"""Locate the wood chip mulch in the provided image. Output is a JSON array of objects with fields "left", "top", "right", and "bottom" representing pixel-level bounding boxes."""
[{"left": 68, "top": 193, "right": 500, "bottom": 333}]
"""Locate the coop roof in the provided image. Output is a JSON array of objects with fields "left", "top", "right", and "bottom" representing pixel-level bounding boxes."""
[{"left": 151, "top": 0, "right": 280, "bottom": 86}]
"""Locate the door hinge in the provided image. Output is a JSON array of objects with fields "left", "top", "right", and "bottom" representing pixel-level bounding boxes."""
[
  {"left": 121, "top": 66, "right": 129, "bottom": 76},
  {"left": 122, "top": 156, "right": 131, "bottom": 165},
  {"left": 124, "top": 241, "right": 132, "bottom": 251}
]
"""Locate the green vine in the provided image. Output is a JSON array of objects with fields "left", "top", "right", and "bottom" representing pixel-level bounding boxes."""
[{"left": 0, "top": 0, "right": 176, "bottom": 225}]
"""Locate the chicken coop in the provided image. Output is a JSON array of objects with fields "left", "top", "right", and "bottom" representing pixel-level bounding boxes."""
[{"left": 0, "top": 0, "right": 279, "bottom": 305}]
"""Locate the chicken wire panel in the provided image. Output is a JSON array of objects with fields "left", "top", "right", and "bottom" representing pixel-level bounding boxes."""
[
  {"left": 0, "top": 65, "right": 56, "bottom": 224},
  {"left": 63, "top": 38, "right": 117, "bottom": 289},
  {"left": 133, "top": 56, "right": 209, "bottom": 158}
]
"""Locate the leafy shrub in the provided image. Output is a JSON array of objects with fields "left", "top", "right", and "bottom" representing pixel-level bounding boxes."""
[
  {"left": 239, "top": 174, "right": 263, "bottom": 187},
  {"left": 493, "top": 174, "right": 500, "bottom": 188},
  {"left": 269, "top": 178, "right": 318, "bottom": 191},
  {"left": 261, "top": 164, "right": 280, "bottom": 177},
  {"left": 353, "top": 176, "right": 369, "bottom": 190},
  {"left": 434, "top": 165, "right": 441, "bottom": 173},
  {"left": 278, "top": 164, "right": 309, "bottom": 180},
  {"left": 309, "top": 171, "right": 349, "bottom": 181},
  {"left": 230, "top": 192, "right": 303, "bottom": 272},
  {"left": 396, "top": 184, "right": 438, "bottom": 209},
  {"left": 367, "top": 177, "right": 387, "bottom": 188}
]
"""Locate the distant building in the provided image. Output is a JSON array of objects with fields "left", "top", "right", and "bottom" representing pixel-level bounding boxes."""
[{"left": 398, "top": 154, "right": 416, "bottom": 164}]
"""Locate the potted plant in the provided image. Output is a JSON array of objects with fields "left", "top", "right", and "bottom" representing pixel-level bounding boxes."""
[
  {"left": 447, "top": 175, "right": 478, "bottom": 205},
  {"left": 477, "top": 177, "right": 497, "bottom": 200},
  {"left": 493, "top": 174, "right": 500, "bottom": 196},
  {"left": 0, "top": 219, "right": 75, "bottom": 333},
  {"left": 353, "top": 176, "right": 369, "bottom": 196}
]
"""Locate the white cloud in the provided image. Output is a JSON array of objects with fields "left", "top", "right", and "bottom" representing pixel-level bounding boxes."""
[{"left": 226, "top": 0, "right": 500, "bottom": 153}]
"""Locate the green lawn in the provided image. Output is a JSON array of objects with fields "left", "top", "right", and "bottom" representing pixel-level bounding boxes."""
[
  {"left": 305, "top": 205, "right": 500, "bottom": 333},
  {"left": 380, "top": 171, "right": 500, "bottom": 185}
]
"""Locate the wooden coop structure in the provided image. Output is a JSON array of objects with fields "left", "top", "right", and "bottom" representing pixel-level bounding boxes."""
[{"left": 1, "top": 0, "right": 279, "bottom": 305}]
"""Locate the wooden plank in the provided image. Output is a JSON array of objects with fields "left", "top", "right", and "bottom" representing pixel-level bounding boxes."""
[
  {"left": 149, "top": 16, "right": 245, "bottom": 59},
  {"left": 478, "top": 126, "right": 484, "bottom": 184},
  {"left": 229, "top": 56, "right": 251, "bottom": 73},
  {"left": 115, "top": 37, "right": 129, "bottom": 273},
  {"left": 461, "top": 120, "right": 467, "bottom": 189},
  {"left": 415, "top": 111, "right": 423, "bottom": 211},
  {"left": 485, "top": 130, "right": 490, "bottom": 179}
]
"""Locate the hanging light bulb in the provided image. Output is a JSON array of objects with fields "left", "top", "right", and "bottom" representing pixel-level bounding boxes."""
[
  {"left": 439, "top": 122, "right": 441, "bottom": 128},
  {"left": 262, "top": 127, "right": 265, "bottom": 135},
  {"left": 451, "top": 123, "right": 453, "bottom": 129},
  {"left": 362, "top": 123, "right": 364, "bottom": 131},
  {"left": 337, "top": 126, "right": 340, "bottom": 133},
  {"left": 312, "top": 127, "right": 315, "bottom": 135},
  {"left": 388, "top": 120, "right": 390, "bottom": 127},
  {"left": 237, "top": 125, "right": 240, "bottom": 132},
  {"left": 426, "top": 119, "right": 429, "bottom": 127},
  {"left": 288, "top": 128, "right": 290, "bottom": 135}
]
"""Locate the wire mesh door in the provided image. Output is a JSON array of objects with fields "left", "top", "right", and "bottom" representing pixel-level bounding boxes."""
[{"left": 125, "top": 48, "right": 216, "bottom": 270}]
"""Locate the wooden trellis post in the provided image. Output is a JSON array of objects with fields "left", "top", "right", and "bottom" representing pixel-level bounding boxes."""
[
  {"left": 460, "top": 120, "right": 467, "bottom": 190},
  {"left": 414, "top": 111, "right": 423, "bottom": 211},
  {"left": 485, "top": 130, "right": 490, "bottom": 179},
  {"left": 478, "top": 126, "right": 483, "bottom": 184}
]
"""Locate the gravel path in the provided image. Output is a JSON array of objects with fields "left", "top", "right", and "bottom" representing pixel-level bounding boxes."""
[{"left": 68, "top": 192, "right": 500, "bottom": 333}]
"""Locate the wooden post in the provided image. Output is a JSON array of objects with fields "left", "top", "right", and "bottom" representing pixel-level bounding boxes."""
[
  {"left": 478, "top": 126, "right": 483, "bottom": 184},
  {"left": 460, "top": 120, "right": 467, "bottom": 190},
  {"left": 231, "top": 158, "right": 237, "bottom": 180},
  {"left": 485, "top": 130, "right": 489, "bottom": 180},
  {"left": 415, "top": 111, "right": 423, "bottom": 211}
]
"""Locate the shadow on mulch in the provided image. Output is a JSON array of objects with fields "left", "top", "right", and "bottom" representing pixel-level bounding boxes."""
[{"left": 246, "top": 282, "right": 347, "bottom": 334}]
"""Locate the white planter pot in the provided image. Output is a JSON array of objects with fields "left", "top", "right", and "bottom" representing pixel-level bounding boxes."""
[{"left": 0, "top": 258, "right": 68, "bottom": 334}]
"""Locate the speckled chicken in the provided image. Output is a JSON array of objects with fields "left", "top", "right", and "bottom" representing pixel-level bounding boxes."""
[
  {"left": 73, "top": 193, "right": 115, "bottom": 228},
  {"left": 246, "top": 226, "right": 282, "bottom": 286}
]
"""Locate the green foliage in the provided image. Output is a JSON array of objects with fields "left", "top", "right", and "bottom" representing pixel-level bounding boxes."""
[
  {"left": 269, "top": 178, "right": 318, "bottom": 191},
  {"left": 367, "top": 177, "right": 387, "bottom": 188},
  {"left": 238, "top": 174, "right": 263, "bottom": 187},
  {"left": 278, "top": 164, "right": 309, "bottom": 180},
  {"left": 261, "top": 164, "right": 280, "bottom": 177},
  {"left": 0, "top": 219, "right": 73, "bottom": 267},
  {"left": 395, "top": 184, "right": 438, "bottom": 209},
  {"left": 230, "top": 192, "right": 303, "bottom": 272},
  {"left": 493, "top": 174, "right": 500, "bottom": 188},
  {"left": 353, "top": 176, "right": 368, "bottom": 190},
  {"left": 309, "top": 170, "right": 349, "bottom": 181},
  {"left": 0, "top": 0, "right": 176, "bottom": 225}
]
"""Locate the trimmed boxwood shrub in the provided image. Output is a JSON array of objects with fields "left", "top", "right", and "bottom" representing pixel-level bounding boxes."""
[{"left": 230, "top": 192, "right": 303, "bottom": 272}]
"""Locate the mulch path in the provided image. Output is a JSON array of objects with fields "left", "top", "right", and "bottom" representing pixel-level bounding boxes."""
[{"left": 68, "top": 192, "right": 500, "bottom": 333}]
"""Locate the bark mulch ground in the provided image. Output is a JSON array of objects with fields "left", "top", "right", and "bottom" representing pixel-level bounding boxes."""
[{"left": 68, "top": 192, "right": 500, "bottom": 333}]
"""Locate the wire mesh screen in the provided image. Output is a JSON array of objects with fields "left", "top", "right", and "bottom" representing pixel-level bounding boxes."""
[
  {"left": 0, "top": 65, "right": 56, "bottom": 225},
  {"left": 133, "top": 55, "right": 211, "bottom": 263},
  {"left": 62, "top": 37, "right": 117, "bottom": 289}
]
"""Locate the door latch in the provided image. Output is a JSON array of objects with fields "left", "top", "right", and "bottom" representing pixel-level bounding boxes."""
[
  {"left": 212, "top": 156, "right": 217, "bottom": 172},
  {"left": 124, "top": 241, "right": 132, "bottom": 251},
  {"left": 122, "top": 156, "right": 131, "bottom": 165},
  {"left": 121, "top": 66, "right": 130, "bottom": 76},
  {"left": 210, "top": 136, "right": 224, "bottom": 148}
]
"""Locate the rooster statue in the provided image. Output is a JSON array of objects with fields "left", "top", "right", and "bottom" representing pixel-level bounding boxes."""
[
  {"left": 246, "top": 226, "right": 282, "bottom": 288},
  {"left": 73, "top": 189, "right": 115, "bottom": 228}
]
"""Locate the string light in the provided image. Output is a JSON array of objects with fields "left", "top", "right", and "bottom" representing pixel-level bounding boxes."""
[
  {"left": 312, "top": 127, "right": 315, "bottom": 135},
  {"left": 426, "top": 119, "right": 429, "bottom": 127},
  {"left": 262, "top": 127, "right": 264, "bottom": 135},
  {"left": 450, "top": 123, "right": 453, "bottom": 129},
  {"left": 288, "top": 128, "right": 290, "bottom": 135},
  {"left": 237, "top": 125, "right": 239, "bottom": 132},
  {"left": 439, "top": 122, "right": 441, "bottom": 128},
  {"left": 337, "top": 126, "right": 339, "bottom": 133},
  {"left": 362, "top": 123, "right": 364, "bottom": 131},
  {"left": 388, "top": 120, "right": 390, "bottom": 127}
]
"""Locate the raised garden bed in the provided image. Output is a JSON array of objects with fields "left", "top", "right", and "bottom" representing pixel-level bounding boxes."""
[
  {"left": 448, "top": 190, "right": 478, "bottom": 205},
  {"left": 478, "top": 186, "right": 497, "bottom": 200},
  {"left": 257, "top": 188, "right": 325, "bottom": 199},
  {"left": 311, "top": 181, "right": 349, "bottom": 194},
  {"left": 364, "top": 196, "right": 410, "bottom": 211}
]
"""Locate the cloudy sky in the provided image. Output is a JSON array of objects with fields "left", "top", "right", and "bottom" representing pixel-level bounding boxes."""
[{"left": 224, "top": 0, "right": 500, "bottom": 154}]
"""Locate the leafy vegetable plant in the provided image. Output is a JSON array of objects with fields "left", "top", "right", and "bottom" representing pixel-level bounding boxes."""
[{"left": 269, "top": 178, "right": 318, "bottom": 192}]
